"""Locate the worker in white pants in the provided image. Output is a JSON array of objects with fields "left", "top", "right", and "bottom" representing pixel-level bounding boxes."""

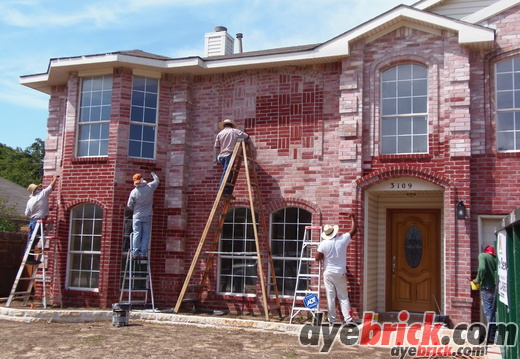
[{"left": 315, "top": 213, "right": 357, "bottom": 325}]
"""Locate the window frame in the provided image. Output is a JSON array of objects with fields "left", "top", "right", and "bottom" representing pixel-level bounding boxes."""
[
  {"left": 269, "top": 207, "right": 313, "bottom": 297},
  {"left": 217, "top": 207, "right": 259, "bottom": 296},
  {"left": 76, "top": 75, "right": 112, "bottom": 157},
  {"left": 380, "top": 63, "right": 429, "bottom": 155},
  {"left": 495, "top": 56, "right": 520, "bottom": 152},
  {"left": 66, "top": 203, "right": 103, "bottom": 291},
  {"left": 128, "top": 75, "right": 159, "bottom": 160}
]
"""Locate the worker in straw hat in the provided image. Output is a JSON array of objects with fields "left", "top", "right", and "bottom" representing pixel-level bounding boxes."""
[
  {"left": 24, "top": 175, "right": 59, "bottom": 265},
  {"left": 214, "top": 119, "right": 249, "bottom": 199},
  {"left": 127, "top": 171, "right": 159, "bottom": 259},
  {"left": 315, "top": 213, "right": 357, "bottom": 325}
]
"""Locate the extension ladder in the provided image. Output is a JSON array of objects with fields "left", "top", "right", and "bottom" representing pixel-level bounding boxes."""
[
  {"left": 6, "top": 219, "right": 62, "bottom": 308},
  {"left": 289, "top": 225, "right": 324, "bottom": 324},
  {"left": 173, "top": 139, "right": 281, "bottom": 320},
  {"left": 119, "top": 216, "right": 155, "bottom": 311}
]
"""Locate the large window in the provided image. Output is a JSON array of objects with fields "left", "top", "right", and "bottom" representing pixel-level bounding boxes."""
[
  {"left": 129, "top": 76, "right": 158, "bottom": 159},
  {"left": 218, "top": 208, "right": 258, "bottom": 295},
  {"left": 67, "top": 204, "right": 102, "bottom": 290},
  {"left": 77, "top": 75, "right": 112, "bottom": 157},
  {"left": 496, "top": 56, "right": 520, "bottom": 152},
  {"left": 270, "top": 207, "right": 312, "bottom": 296},
  {"left": 381, "top": 64, "right": 428, "bottom": 154}
]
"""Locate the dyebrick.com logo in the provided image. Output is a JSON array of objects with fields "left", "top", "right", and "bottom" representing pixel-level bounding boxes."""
[{"left": 298, "top": 311, "right": 518, "bottom": 357}]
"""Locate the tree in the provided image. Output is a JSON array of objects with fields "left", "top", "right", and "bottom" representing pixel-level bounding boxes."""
[
  {"left": 0, "top": 139, "right": 44, "bottom": 188},
  {"left": 0, "top": 195, "right": 21, "bottom": 232}
]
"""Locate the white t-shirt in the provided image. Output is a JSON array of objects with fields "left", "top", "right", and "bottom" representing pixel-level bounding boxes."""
[
  {"left": 25, "top": 186, "right": 53, "bottom": 219},
  {"left": 317, "top": 233, "right": 352, "bottom": 274}
]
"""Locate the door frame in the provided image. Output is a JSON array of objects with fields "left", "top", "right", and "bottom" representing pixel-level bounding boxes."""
[{"left": 385, "top": 208, "right": 441, "bottom": 313}]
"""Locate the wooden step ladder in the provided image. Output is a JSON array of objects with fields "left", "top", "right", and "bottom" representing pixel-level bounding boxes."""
[
  {"left": 173, "top": 139, "right": 281, "bottom": 320},
  {"left": 6, "top": 219, "right": 62, "bottom": 308}
]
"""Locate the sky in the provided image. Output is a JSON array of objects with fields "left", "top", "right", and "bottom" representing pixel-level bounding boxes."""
[{"left": 0, "top": 0, "right": 416, "bottom": 150}]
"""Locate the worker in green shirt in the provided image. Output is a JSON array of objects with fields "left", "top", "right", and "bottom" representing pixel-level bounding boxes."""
[{"left": 472, "top": 245, "right": 498, "bottom": 343}]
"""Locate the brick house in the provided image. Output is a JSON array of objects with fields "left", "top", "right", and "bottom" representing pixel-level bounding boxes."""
[{"left": 20, "top": 0, "right": 520, "bottom": 325}]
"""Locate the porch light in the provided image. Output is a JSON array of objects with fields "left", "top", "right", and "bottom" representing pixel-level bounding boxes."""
[{"left": 456, "top": 200, "right": 467, "bottom": 219}]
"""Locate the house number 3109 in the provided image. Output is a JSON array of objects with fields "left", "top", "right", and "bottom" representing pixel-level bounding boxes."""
[{"left": 390, "top": 182, "right": 413, "bottom": 189}]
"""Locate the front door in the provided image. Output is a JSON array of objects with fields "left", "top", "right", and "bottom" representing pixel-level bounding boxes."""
[{"left": 386, "top": 209, "right": 440, "bottom": 313}]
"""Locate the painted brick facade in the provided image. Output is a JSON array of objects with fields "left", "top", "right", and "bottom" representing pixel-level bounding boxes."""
[{"left": 27, "top": 2, "right": 520, "bottom": 326}]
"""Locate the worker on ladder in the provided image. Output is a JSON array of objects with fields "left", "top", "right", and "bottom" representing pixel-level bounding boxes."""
[
  {"left": 127, "top": 171, "right": 160, "bottom": 260},
  {"left": 314, "top": 213, "right": 357, "bottom": 326},
  {"left": 214, "top": 119, "right": 249, "bottom": 199},
  {"left": 24, "top": 175, "right": 59, "bottom": 265}
]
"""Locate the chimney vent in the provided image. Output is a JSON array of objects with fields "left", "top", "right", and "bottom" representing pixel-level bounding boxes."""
[
  {"left": 236, "top": 33, "right": 243, "bottom": 53},
  {"left": 204, "top": 26, "right": 234, "bottom": 57}
]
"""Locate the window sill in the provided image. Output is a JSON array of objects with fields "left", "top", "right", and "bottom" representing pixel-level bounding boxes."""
[
  {"left": 378, "top": 153, "right": 431, "bottom": 161},
  {"left": 497, "top": 151, "right": 520, "bottom": 158},
  {"left": 128, "top": 158, "right": 157, "bottom": 165},
  {"left": 71, "top": 157, "right": 109, "bottom": 164}
]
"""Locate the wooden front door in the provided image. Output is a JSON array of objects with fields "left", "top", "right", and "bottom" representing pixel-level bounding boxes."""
[{"left": 386, "top": 209, "right": 440, "bottom": 313}]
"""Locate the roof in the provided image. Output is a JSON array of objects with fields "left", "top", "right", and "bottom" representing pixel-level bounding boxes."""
[
  {"left": 20, "top": 3, "right": 497, "bottom": 94},
  {"left": 0, "top": 178, "right": 28, "bottom": 218}
]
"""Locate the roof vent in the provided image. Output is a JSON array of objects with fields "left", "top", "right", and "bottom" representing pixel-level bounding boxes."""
[{"left": 204, "top": 26, "right": 234, "bottom": 57}]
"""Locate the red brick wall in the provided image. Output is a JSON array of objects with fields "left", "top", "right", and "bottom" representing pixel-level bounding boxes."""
[{"left": 34, "top": 5, "right": 520, "bottom": 325}]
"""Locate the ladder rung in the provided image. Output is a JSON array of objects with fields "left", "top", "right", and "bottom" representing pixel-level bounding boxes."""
[
  {"left": 294, "top": 290, "right": 320, "bottom": 295},
  {"left": 296, "top": 274, "right": 320, "bottom": 278},
  {"left": 11, "top": 291, "right": 32, "bottom": 295},
  {"left": 121, "top": 289, "right": 148, "bottom": 293}
]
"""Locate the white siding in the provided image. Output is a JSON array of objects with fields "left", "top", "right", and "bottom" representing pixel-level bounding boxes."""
[{"left": 428, "top": 0, "right": 499, "bottom": 19}]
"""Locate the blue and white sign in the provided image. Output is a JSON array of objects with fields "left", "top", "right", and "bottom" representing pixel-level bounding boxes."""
[{"left": 304, "top": 293, "right": 319, "bottom": 309}]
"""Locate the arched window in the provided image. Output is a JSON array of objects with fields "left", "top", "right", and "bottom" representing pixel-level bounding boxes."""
[
  {"left": 496, "top": 56, "right": 520, "bottom": 152},
  {"left": 218, "top": 207, "right": 258, "bottom": 295},
  {"left": 381, "top": 63, "right": 428, "bottom": 154},
  {"left": 270, "top": 207, "right": 312, "bottom": 296},
  {"left": 67, "top": 204, "right": 103, "bottom": 290}
]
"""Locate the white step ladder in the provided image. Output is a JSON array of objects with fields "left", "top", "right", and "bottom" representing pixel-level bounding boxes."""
[
  {"left": 119, "top": 226, "right": 155, "bottom": 311},
  {"left": 6, "top": 219, "right": 62, "bottom": 308},
  {"left": 289, "top": 225, "right": 324, "bottom": 324}
]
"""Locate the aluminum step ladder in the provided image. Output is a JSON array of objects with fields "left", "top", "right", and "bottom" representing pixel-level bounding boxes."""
[
  {"left": 119, "top": 226, "right": 155, "bottom": 311},
  {"left": 289, "top": 225, "right": 324, "bottom": 324},
  {"left": 6, "top": 219, "right": 62, "bottom": 308},
  {"left": 173, "top": 139, "right": 281, "bottom": 320}
]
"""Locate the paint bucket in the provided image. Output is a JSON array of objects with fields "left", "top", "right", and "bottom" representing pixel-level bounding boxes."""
[
  {"left": 112, "top": 303, "right": 130, "bottom": 327},
  {"left": 470, "top": 281, "right": 480, "bottom": 291},
  {"left": 313, "top": 311, "right": 324, "bottom": 326}
]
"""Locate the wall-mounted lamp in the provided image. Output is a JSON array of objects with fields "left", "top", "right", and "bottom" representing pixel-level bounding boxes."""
[{"left": 456, "top": 200, "right": 467, "bottom": 219}]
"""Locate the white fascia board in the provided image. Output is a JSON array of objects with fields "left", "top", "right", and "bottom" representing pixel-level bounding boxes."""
[
  {"left": 462, "top": 0, "right": 520, "bottom": 24},
  {"left": 164, "top": 57, "right": 205, "bottom": 69},
  {"left": 48, "top": 53, "right": 168, "bottom": 69},
  {"left": 201, "top": 51, "right": 323, "bottom": 70},
  {"left": 20, "top": 73, "right": 49, "bottom": 85}
]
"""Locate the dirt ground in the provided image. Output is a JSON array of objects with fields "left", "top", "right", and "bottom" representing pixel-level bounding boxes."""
[{"left": 0, "top": 318, "right": 394, "bottom": 359}]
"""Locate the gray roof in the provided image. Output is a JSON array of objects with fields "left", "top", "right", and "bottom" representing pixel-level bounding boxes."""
[{"left": 0, "top": 178, "right": 28, "bottom": 218}]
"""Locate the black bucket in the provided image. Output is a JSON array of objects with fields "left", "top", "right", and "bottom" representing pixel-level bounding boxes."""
[
  {"left": 112, "top": 303, "right": 130, "bottom": 327},
  {"left": 313, "top": 311, "right": 324, "bottom": 326}
]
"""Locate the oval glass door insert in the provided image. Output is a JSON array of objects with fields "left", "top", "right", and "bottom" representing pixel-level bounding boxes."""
[{"left": 405, "top": 225, "right": 423, "bottom": 269}]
